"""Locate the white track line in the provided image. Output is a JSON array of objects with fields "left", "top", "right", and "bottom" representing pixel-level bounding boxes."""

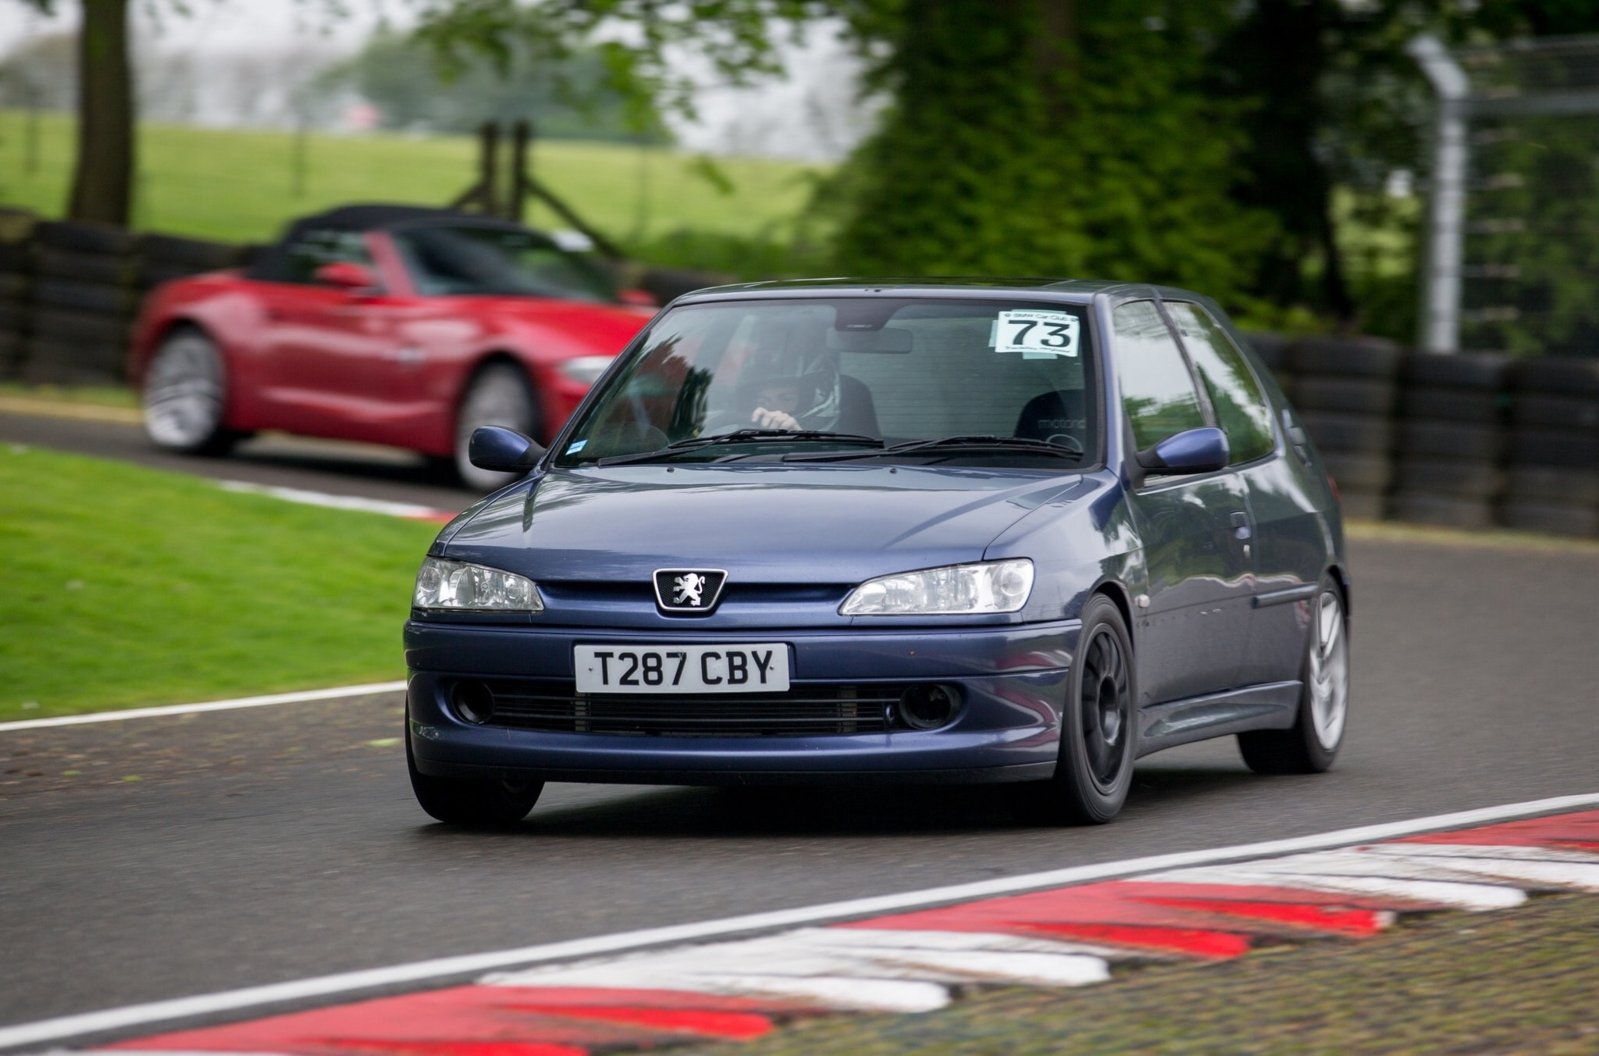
[
  {"left": 215, "top": 481, "right": 454, "bottom": 521},
  {"left": 2, "top": 792, "right": 1596, "bottom": 1051},
  {"left": 0, "top": 682, "right": 408, "bottom": 734}
]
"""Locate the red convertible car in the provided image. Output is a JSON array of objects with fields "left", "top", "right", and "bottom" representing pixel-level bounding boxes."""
[{"left": 131, "top": 204, "right": 654, "bottom": 489}]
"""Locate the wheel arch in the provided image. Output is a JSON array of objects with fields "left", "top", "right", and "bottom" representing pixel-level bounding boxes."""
[
  {"left": 134, "top": 315, "right": 216, "bottom": 383},
  {"left": 1083, "top": 577, "right": 1137, "bottom": 650},
  {"left": 1324, "top": 562, "right": 1352, "bottom": 625}
]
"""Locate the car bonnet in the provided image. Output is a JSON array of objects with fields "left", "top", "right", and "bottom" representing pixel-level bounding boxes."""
[{"left": 437, "top": 463, "right": 1087, "bottom": 585}]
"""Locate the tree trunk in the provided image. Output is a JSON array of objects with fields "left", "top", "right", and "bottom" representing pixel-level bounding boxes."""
[
  {"left": 1033, "top": 0, "right": 1078, "bottom": 124},
  {"left": 67, "top": 0, "right": 135, "bottom": 226}
]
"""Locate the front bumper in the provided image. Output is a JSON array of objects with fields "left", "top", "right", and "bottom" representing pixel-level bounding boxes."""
[{"left": 405, "top": 619, "right": 1079, "bottom": 785}]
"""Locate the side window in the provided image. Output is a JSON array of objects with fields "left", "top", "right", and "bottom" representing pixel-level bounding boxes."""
[
  {"left": 281, "top": 228, "right": 372, "bottom": 284},
  {"left": 1166, "top": 302, "right": 1275, "bottom": 464},
  {"left": 1113, "top": 300, "right": 1207, "bottom": 450}
]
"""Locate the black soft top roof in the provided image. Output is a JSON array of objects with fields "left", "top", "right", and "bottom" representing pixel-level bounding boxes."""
[
  {"left": 247, "top": 202, "right": 536, "bottom": 282},
  {"left": 283, "top": 202, "right": 518, "bottom": 235}
]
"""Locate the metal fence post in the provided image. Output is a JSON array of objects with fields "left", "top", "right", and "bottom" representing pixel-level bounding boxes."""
[{"left": 1409, "top": 34, "right": 1470, "bottom": 355}]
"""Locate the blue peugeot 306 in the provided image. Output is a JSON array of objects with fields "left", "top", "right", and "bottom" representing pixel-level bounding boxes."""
[{"left": 404, "top": 279, "right": 1350, "bottom": 826}]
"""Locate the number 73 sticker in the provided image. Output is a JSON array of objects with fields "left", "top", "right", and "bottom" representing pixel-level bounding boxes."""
[{"left": 994, "top": 309, "right": 1079, "bottom": 357}]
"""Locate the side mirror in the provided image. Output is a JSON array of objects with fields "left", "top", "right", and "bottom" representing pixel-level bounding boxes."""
[
  {"left": 1137, "top": 426, "right": 1229, "bottom": 475},
  {"left": 468, "top": 425, "right": 545, "bottom": 473},
  {"left": 314, "top": 261, "right": 380, "bottom": 293}
]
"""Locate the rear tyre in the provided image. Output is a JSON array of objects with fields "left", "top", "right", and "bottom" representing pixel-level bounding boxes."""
[
  {"left": 1239, "top": 578, "right": 1349, "bottom": 774},
  {"left": 142, "top": 328, "right": 240, "bottom": 455},
  {"left": 1013, "top": 594, "right": 1136, "bottom": 825},
  {"left": 455, "top": 362, "right": 539, "bottom": 492},
  {"left": 406, "top": 723, "right": 543, "bottom": 827}
]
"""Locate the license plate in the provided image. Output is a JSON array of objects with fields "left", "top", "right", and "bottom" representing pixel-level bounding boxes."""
[{"left": 574, "top": 643, "right": 790, "bottom": 694}]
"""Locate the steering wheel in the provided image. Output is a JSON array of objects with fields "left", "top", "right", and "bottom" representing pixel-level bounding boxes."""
[{"left": 1044, "top": 432, "right": 1086, "bottom": 455}]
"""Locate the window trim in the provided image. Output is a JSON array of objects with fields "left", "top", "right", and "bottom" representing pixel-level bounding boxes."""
[{"left": 1110, "top": 297, "right": 1214, "bottom": 468}]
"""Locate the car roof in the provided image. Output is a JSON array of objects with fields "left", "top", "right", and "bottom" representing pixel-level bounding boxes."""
[
  {"left": 672, "top": 277, "right": 1172, "bottom": 306},
  {"left": 282, "top": 202, "right": 521, "bottom": 234}
]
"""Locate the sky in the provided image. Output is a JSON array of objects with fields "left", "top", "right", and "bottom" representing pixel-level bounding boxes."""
[
  {"left": 0, "top": 0, "right": 872, "bottom": 160},
  {"left": 0, "top": 0, "right": 396, "bottom": 52}
]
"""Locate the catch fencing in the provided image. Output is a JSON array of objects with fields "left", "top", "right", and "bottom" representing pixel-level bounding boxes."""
[{"left": 1413, "top": 33, "right": 1599, "bottom": 359}]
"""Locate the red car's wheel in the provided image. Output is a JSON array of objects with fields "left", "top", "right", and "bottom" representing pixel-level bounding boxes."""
[
  {"left": 141, "top": 328, "right": 241, "bottom": 455},
  {"left": 455, "top": 363, "right": 541, "bottom": 491}
]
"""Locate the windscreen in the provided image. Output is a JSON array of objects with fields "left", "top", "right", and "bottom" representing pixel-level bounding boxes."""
[
  {"left": 553, "top": 297, "right": 1097, "bottom": 466},
  {"left": 391, "top": 224, "right": 618, "bottom": 301}
]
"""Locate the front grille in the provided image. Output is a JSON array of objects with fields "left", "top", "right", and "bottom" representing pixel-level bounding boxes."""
[{"left": 471, "top": 679, "right": 906, "bottom": 736}]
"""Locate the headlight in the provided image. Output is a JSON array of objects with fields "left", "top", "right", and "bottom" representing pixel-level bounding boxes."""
[
  {"left": 558, "top": 355, "right": 615, "bottom": 386},
  {"left": 414, "top": 557, "right": 543, "bottom": 612},
  {"left": 840, "top": 559, "right": 1034, "bottom": 616}
]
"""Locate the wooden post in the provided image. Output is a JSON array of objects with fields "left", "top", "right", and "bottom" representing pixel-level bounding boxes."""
[
  {"left": 481, "top": 122, "right": 500, "bottom": 217},
  {"left": 509, "top": 119, "right": 533, "bottom": 223},
  {"left": 448, "top": 122, "right": 502, "bottom": 215}
]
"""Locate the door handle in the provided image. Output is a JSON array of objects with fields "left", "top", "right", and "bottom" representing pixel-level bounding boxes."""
[{"left": 1230, "top": 511, "right": 1252, "bottom": 540}]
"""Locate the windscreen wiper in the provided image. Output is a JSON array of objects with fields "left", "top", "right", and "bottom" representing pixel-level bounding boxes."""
[
  {"left": 784, "top": 434, "right": 1083, "bottom": 463},
  {"left": 595, "top": 429, "right": 884, "bottom": 467}
]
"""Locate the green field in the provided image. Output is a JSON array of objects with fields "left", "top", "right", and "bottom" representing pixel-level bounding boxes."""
[
  {"left": 0, "top": 444, "right": 442, "bottom": 719},
  {"left": 0, "top": 110, "right": 825, "bottom": 247}
]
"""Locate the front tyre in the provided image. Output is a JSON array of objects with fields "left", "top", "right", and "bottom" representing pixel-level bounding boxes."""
[
  {"left": 142, "top": 328, "right": 239, "bottom": 455},
  {"left": 1014, "top": 594, "right": 1136, "bottom": 825},
  {"left": 1238, "top": 577, "right": 1349, "bottom": 774},
  {"left": 454, "top": 363, "right": 539, "bottom": 492},
  {"left": 406, "top": 723, "right": 543, "bottom": 827}
]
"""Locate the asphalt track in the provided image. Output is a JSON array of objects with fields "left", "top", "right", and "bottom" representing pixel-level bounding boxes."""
[{"left": 2, "top": 408, "right": 1598, "bottom": 1047}]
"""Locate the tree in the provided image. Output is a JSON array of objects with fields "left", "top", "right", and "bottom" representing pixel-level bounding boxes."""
[
  {"left": 415, "top": 1, "right": 1281, "bottom": 304},
  {"left": 1208, "top": 0, "right": 1599, "bottom": 334},
  {"left": 820, "top": 2, "right": 1278, "bottom": 304},
  {"left": 407, "top": 0, "right": 816, "bottom": 129},
  {"left": 11, "top": 0, "right": 136, "bottom": 225},
  {"left": 326, "top": 28, "right": 665, "bottom": 140}
]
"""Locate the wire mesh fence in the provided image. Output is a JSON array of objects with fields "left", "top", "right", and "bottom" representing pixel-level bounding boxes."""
[{"left": 1450, "top": 35, "right": 1599, "bottom": 359}]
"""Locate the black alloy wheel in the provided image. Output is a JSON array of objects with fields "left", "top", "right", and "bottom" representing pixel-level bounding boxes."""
[{"left": 1013, "top": 593, "right": 1136, "bottom": 825}]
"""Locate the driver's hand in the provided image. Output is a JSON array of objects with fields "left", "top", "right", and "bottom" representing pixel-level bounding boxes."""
[{"left": 751, "top": 407, "right": 801, "bottom": 431}]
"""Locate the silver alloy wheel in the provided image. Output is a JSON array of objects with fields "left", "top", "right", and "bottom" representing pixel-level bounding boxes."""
[
  {"left": 143, "top": 332, "right": 225, "bottom": 450},
  {"left": 455, "top": 364, "right": 536, "bottom": 491},
  {"left": 1307, "top": 589, "right": 1350, "bottom": 749}
]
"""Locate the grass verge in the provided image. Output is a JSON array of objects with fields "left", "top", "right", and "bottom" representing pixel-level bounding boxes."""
[
  {"left": 0, "top": 383, "right": 138, "bottom": 411},
  {"left": 0, "top": 110, "right": 825, "bottom": 247},
  {"left": 0, "top": 444, "right": 440, "bottom": 720}
]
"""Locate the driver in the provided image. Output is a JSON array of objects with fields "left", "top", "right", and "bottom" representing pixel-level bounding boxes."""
[{"left": 719, "top": 314, "right": 875, "bottom": 434}]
